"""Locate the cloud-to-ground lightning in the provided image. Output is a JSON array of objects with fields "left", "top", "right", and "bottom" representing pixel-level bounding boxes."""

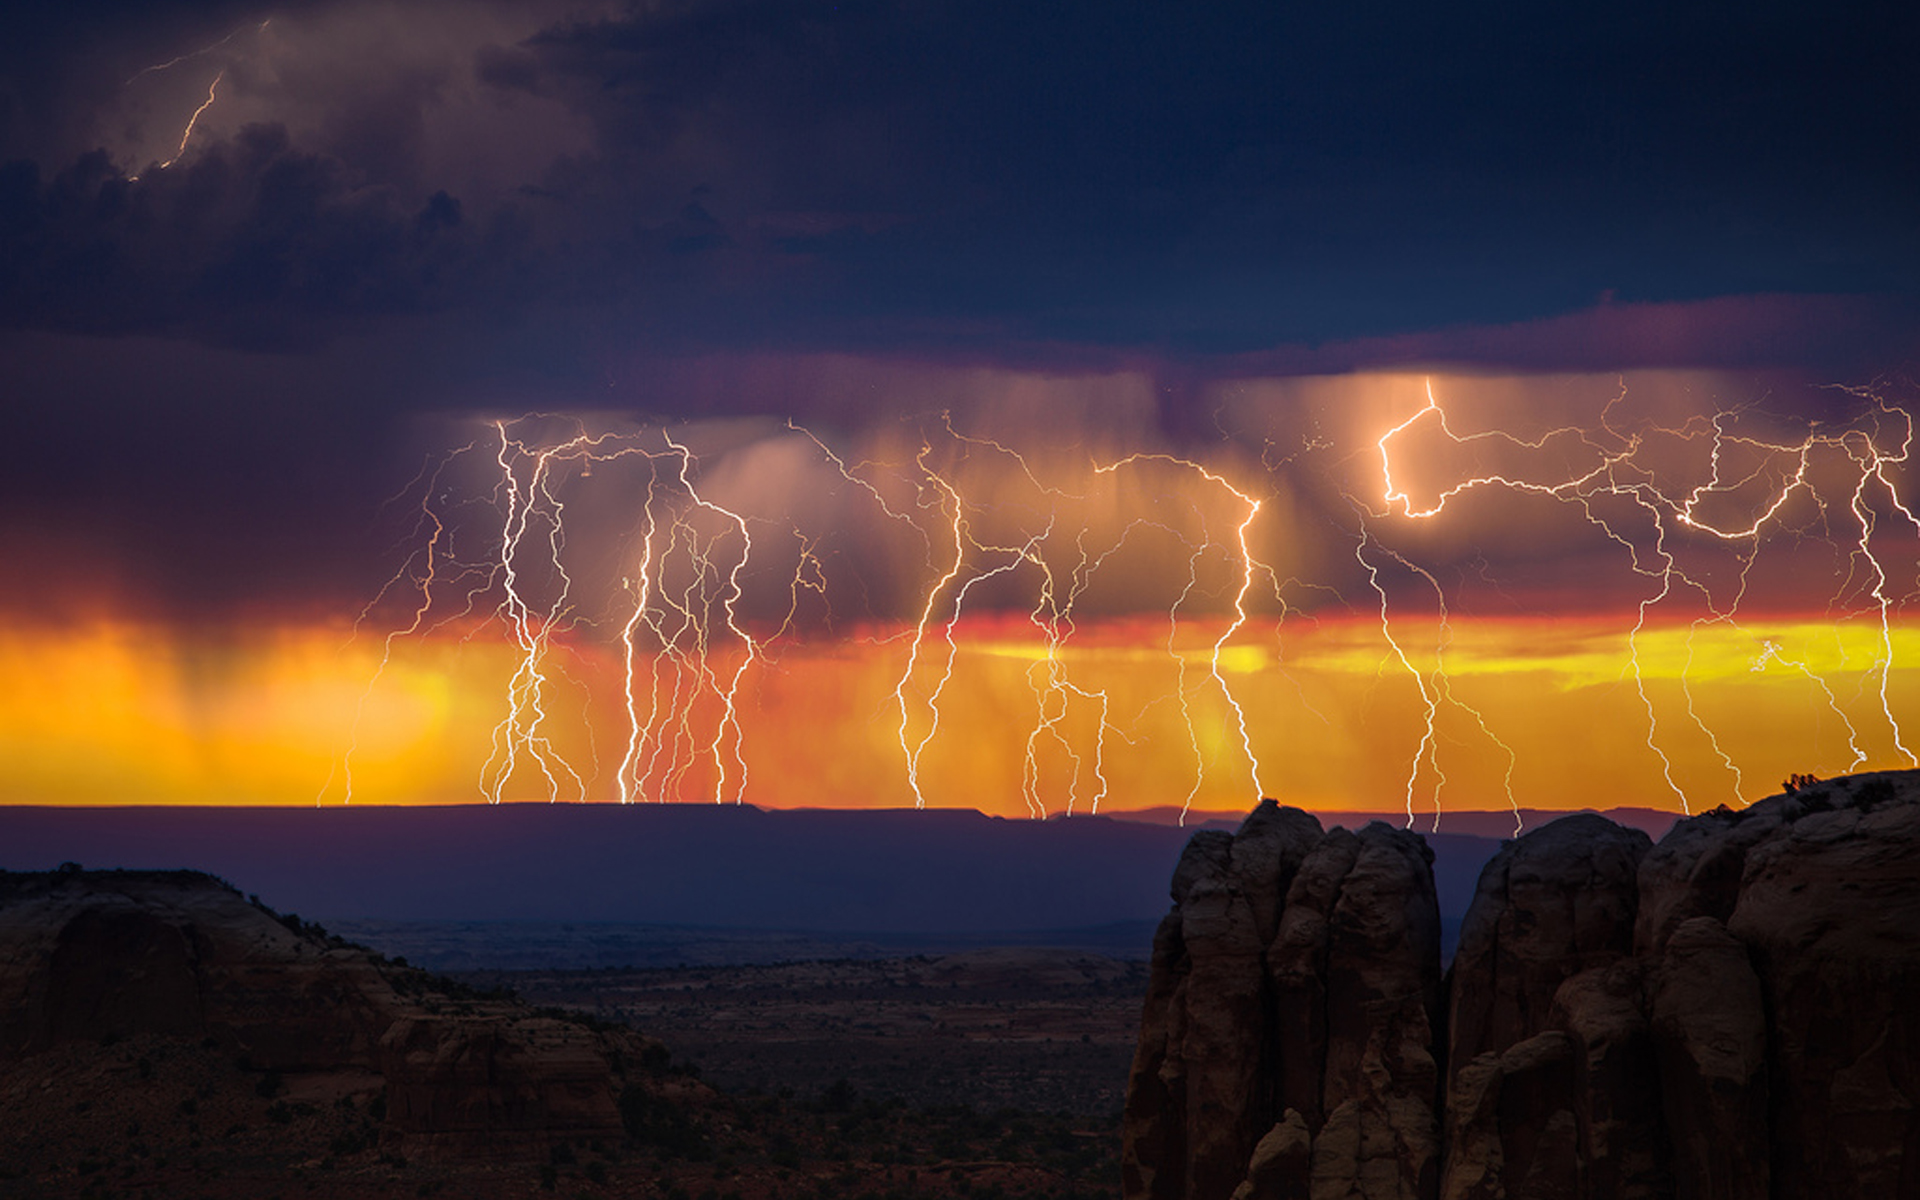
[
  {"left": 802, "top": 419, "right": 1274, "bottom": 815},
  {"left": 1362, "top": 376, "right": 1920, "bottom": 817},
  {"left": 332, "top": 415, "right": 1295, "bottom": 815},
  {"left": 318, "top": 446, "right": 468, "bottom": 805},
  {"left": 328, "top": 378, "right": 1920, "bottom": 825},
  {"left": 323, "top": 418, "right": 784, "bottom": 805},
  {"left": 1095, "top": 453, "right": 1271, "bottom": 818}
]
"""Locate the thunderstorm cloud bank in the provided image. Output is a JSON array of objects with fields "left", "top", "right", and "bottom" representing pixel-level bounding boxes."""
[{"left": 2, "top": 0, "right": 1918, "bottom": 815}]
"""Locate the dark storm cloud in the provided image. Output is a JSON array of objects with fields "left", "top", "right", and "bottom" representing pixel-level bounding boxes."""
[
  {"left": 473, "top": 0, "right": 1920, "bottom": 351},
  {"left": 0, "top": 136, "right": 477, "bottom": 348},
  {"left": 2, "top": 0, "right": 1915, "bottom": 357},
  {"left": 2, "top": 0, "right": 1916, "bottom": 619}
]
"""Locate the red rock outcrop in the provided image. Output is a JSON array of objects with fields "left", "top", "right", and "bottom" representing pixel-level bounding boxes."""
[
  {"left": 1722, "top": 782, "right": 1920, "bottom": 1197},
  {"left": 1123, "top": 802, "right": 1441, "bottom": 1200},
  {"left": 1310, "top": 823, "right": 1442, "bottom": 1200},
  {"left": 1440, "top": 813, "right": 1653, "bottom": 1200},
  {"left": 0, "top": 872, "right": 397, "bottom": 1065},
  {"left": 1446, "top": 814, "right": 1651, "bottom": 1075},
  {"left": 379, "top": 1012, "right": 633, "bottom": 1159},
  {"left": 0, "top": 868, "right": 647, "bottom": 1161},
  {"left": 1125, "top": 773, "right": 1920, "bottom": 1200}
]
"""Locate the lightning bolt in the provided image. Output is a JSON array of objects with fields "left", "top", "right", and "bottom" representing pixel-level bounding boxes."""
[
  {"left": 480, "top": 420, "right": 588, "bottom": 805},
  {"left": 1096, "top": 453, "right": 1271, "bottom": 819},
  {"left": 786, "top": 419, "right": 1284, "bottom": 815},
  {"left": 330, "top": 418, "right": 797, "bottom": 805},
  {"left": 149, "top": 70, "right": 224, "bottom": 173},
  {"left": 124, "top": 17, "right": 276, "bottom": 179},
  {"left": 661, "top": 430, "right": 763, "bottom": 805},
  {"left": 319, "top": 447, "right": 467, "bottom": 805},
  {"left": 125, "top": 18, "right": 271, "bottom": 85}
]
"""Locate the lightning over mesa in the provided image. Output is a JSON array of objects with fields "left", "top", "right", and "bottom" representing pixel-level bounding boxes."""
[
  {"left": 1360, "top": 375, "right": 1920, "bottom": 815},
  {"left": 318, "top": 375, "right": 1920, "bottom": 823}
]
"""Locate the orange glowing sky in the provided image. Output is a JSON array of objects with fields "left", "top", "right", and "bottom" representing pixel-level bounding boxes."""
[
  {"left": 7, "top": 370, "right": 1917, "bottom": 822},
  {"left": 5, "top": 609, "right": 1919, "bottom": 820}
]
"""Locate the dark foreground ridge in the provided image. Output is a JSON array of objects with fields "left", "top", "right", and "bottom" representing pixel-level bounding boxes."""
[
  {"left": 0, "top": 867, "right": 662, "bottom": 1165},
  {"left": 0, "top": 868, "right": 1126, "bottom": 1198},
  {"left": 1123, "top": 771, "right": 1920, "bottom": 1200}
]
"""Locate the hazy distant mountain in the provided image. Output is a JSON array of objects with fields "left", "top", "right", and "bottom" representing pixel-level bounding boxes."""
[
  {"left": 1, "top": 805, "right": 1203, "bottom": 933},
  {"left": 0, "top": 802, "right": 1602, "bottom": 960},
  {"left": 1105, "top": 805, "right": 1681, "bottom": 840}
]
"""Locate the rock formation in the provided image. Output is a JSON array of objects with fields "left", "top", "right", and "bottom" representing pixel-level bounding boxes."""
[
  {"left": 1124, "top": 772, "right": 1920, "bottom": 1200},
  {"left": 1123, "top": 802, "right": 1442, "bottom": 1200},
  {"left": 0, "top": 867, "right": 656, "bottom": 1161}
]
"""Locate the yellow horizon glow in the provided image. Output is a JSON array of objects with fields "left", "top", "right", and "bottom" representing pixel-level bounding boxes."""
[{"left": 3, "top": 609, "right": 1915, "bottom": 820}]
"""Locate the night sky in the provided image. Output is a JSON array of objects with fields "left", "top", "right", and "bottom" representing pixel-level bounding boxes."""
[{"left": 3, "top": 0, "right": 1918, "bottom": 814}]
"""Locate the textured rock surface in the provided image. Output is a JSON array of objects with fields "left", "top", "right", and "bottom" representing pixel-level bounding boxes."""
[
  {"left": 1124, "top": 807, "right": 1323, "bottom": 1200},
  {"left": 0, "top": 869, "right": 646, "bottom": 1160},
  {"left": 1311, "top": 824, "right": 1441, "bottom": 1200},
  {"left": 1725, "top": 784, "right": 1920, "bottom": 1197},
  {"left": 1231, "top": 1110, "right": 1311, "bottom": 1200},
  {"left": 1447, "top": 814, "right": 1651, "bottom": 1079},
  {"left": 1268, "top": 826, "right": 1361, "bottom": 1131},
  {"left": 1650, "top": 917, "right": 1767, "bottom": 1200},
  {"left": 1125, "top": 774, "right": 1920, "bottom": 1200},
  {"left": 1124, "top": 910, "right": 1193, "bottom": 1200},
  {"left": 1125, "top": 803, "right": 1441, "bottom": 1200},
  {"left": 1441, "top": 1030, "right": 1577, "bottom": 1200},
  {"left": 0, "top": 874, "right": 398, "bottom": 1066},
  {"left": 1551, "top": 961, "right": 1664, "bottom": 1200},
  {"left": 380, "top": 1012, "right": 632, "bottom": 1159}
]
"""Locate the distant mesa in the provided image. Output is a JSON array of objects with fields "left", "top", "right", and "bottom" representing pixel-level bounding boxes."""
[
  {"left": 1124, "top": 770, "right": 1920, "bottom": 1200},
  {"left": 0, "top": 803, "right": 1627, "bottom": 962},
  {"left": 1104, "top": 805, "right": 1680, "bottom": 841},
  {"left": 0, "top": 868, "right": 691, "bottom": 1169}
]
